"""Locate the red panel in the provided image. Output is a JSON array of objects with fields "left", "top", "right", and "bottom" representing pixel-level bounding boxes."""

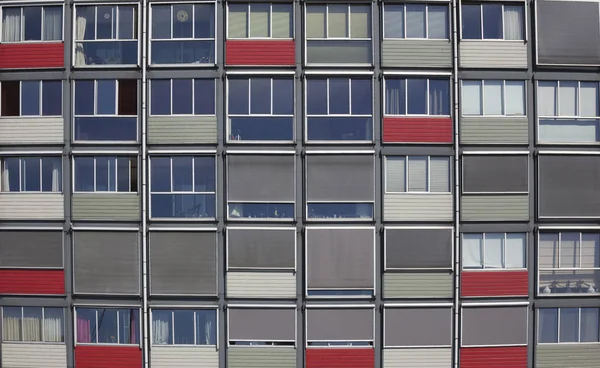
[
  {"left": 0, "top": 269, "right": 65, "bottom": 295},
  {"left": 383, "top": 117, "right": 452, "bottom": 143},
  {"left": 0, "top": 43, "right": 64, "bottom": 69},
  {"left": 75, "top": 346, "right": 142, "bottom": 368},
  {"left": 226, "top": 40, "right": 295, "bottom": 66},
  {"left": 460, "top": 346, "right": 527, "bottom": 368},
  {"left": 306, "top": 348, "right": 374, "bottom": 368},
  {"left": 461, "top": 270, "right": 528, "bottom": 297}
]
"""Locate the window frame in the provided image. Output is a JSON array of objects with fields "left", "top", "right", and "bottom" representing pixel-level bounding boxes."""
[
  {"left": 384, "top": 226, "right": 455, "bottom": 271},
  {"left": 0, "top": 80, "right": 63, "bottom": 117},
  {"left": 382, "top": 3, "right": 450, "bottom": 40},
  {"left": 150, "top": 308, "right": 218, "bottom": 347},
  {"left": 383, "top": 305, "right": 454, "bottom": 348},
  {"left": 461, "top": 152, "right": 530, "bottom": 195},
  {"left": 227, "top": 306, "right": 297, "bottom": 347},
  {"left": 461, "top": 232, "right": 527, "bottom": 270},
  {"left": 148, "top": 1, "right": 217, "bottom": 66},
  {"left": 0, "top": 4, "right": 64, "bottom": 43},
  {"left": 72, "top": 156, "right": 138, "bottom": 193},
  {"left": 149, "top": 78, "right": 216, "bottom": 116},
  {"left": 226, "top": 2, "right": 294, "bottom": 40},
  {"left": 537, "top": 307, "right": 600, "bottom": 344},
  {"left": 383, "top": 76, "right": 452, "bottom": 117},
  {"left": 305, "top": 306, "right": 375, "bottom": 346},
  {"left": 460, "top": 304, "right": 529, "bottom": 347},
  {"left": 226, "top": 227, "right": 297, "bottom": 271},
  {"left": 384, "top": 155, "right": 452, "bottom": 194},
  {"left": 74, "top": 307, "right": 141, "bottom": 346},
  {"left": 461, "top": 79, "right": 527, "bottom": 117},
  {"left": 460, "top": 2, "right": 527, "bottom": 41},
  {"left": 0, "top": 156, "right": 63, "bottom": 193},
  {"left": 1, "top": 306, "right": 65, "bottom": 343}
]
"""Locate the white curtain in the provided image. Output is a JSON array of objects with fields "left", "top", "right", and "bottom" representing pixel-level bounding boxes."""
[
  {"left": 75, "top": 15, "right": 88, "bottom": 66},
  {"left": 2, "top": 8, "right": 21, "bottom": 42},
  {"left": 204, "top": 320, "right": 213, "bottom": 345},
  {"left": 385, "top": 81, "right": 404, "bottom": 115},
  {"left": 484, "top": 233, "right": 504, "bottom": 268},
  {"left": 44, "top": 317, "right": 63, "bottom": 342},
  {"left": 2, "top": 316, "right": 21, "bottom": 340},
  {"left": 463, "top": 234, "right": 483, "bottom": 268},
  {"left": 1, "top": 163, "right": 10, "bottom": 191},
  {"left": 505, "top": 233, "right": 526, "bottom": 268},
  {"left": 43, "top": 7, "right": 62, "bottom": 41},
  {"left": 52, "top": 159, "right": 61, "bottom": 192},
  {"left": 22, "top": 317, "right": 42, "bottom": 341},
  {"left": 152, "top": 319, "right": 170, "bottom": 344},
  {"left": 503, "top": 6, "right": 523, "bottom": 40}
]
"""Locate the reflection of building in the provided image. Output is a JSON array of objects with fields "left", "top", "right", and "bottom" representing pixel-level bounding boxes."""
[{"left": 0, "top": 1, "right": 599, "bottom": 368}]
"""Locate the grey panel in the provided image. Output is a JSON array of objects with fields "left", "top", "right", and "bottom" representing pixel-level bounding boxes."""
[
  {"left": 537, "top": 0, "right": 600, "bottom": 65},
  {"left": 382, "top": 40, "right": 452, "bottom": 68},
  {"left": 536, "top": 344, "right": 600, "bottom": 368},
  {"left": 148, "top": 116, "right": 217, "bottom": 144},
  {"left": 384, "top": 272, "right": 453, "bottom": 298},
  {"left": 228, "top": 308, "right": 295, "bottom": 341},
  {"left": 227, "top": 347, "right": 296, "bottom": 368},
  {"left": 73, "top": 231, "right": 140, "bottom": 295},
  {"left": 228, "top": 155, "right": 295, "bottom": 202},
  {"left": 306, "top": 41, "right": 372, "bottom": 64},
  {"left": 306, "top": 155, "right": 374, "bottom": 201},
  {"left": 385, "top": 228, "right": 452, "bottom": 269},
  {"left": 463, "top": 155, "right": 528, "bottom": 192},
  {"left": 462, "top": 307, "right": 527, "bottom": 346},
  {"left": 539, "top": 155, "right": 600, "bottom": 217},
  {"left": 149, "top": 232, "right": 217, "bottom": 295},
  {"left": 306, "top": 228, "right": 374, "bottom": 289},
  {"left": 227, "top": 228, "right": 295, "bottom": 269},
  {"left": 72, "top": 193, "right": 140, "bottom": 221},
  {"left": 385, "top": 308, "right": 452, "bottom": 346},
  {"left": 461, "top": 195, "right": 529, "bottom": 221},
  {"left": 460, "top": 116, "right": 528, "bottom": 144},
  {"left": 0, "top": 231, "right": 63, "bottom": 268},
  {"left": 306, "top": 308, "right": 373, "bottom": 341}
]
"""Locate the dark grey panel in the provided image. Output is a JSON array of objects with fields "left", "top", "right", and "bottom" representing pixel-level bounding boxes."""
[
  {"left": 227, "top": 228, "right": 295, "bottom": 269},
  {"left": 228, "top": 155, "right": 295, "bottom": 202},
  {"left": 306, "top": 42, "right": 372, "bottom": 64},
  {"left": 462, "top": 307, "right": 528, "bottom": 346},
  {"left": 306, "top": 228, "right": 374, "bottom": 289},
  {"left": 386, "top": 228, "right": 452, "bottom": 269},
  {"left": 539, "top": 155, "right": 600, "bottom": 217},
  {"left": 384, "top": 308, "right": 452, "bottom": 346},
  {"left": 73, "top": 231, "right": 140, "bottom": 295},
  {"left": 228, "top": 308, "right": 295, "bottom": 341},
  {"left": 0, "top": 231, "right": 63, "bottom": 268},
  {"left": 306, "top": 308, "right": 373, "bottom": 341},
  {"left": 306, "top": 155, "right": 374, "bottom": 201},
  {"left": 537, "top": 0, "right": 600, "bottom": 65},
  {"left": 149, "top": 232, "right": 217, "bottom": 295},
  {"left": 463, "top": 155, "right": 528, "bottom": 192}
]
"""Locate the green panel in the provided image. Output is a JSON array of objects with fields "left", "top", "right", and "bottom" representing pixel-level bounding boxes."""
[
  {"left": 536, "top": 345, "right": 600, "bottom": 368},
  {"left": 382, "top": 40, "right": 452, "bottom": 68},
  {"left": 227, "top": 347, "right": 296, "bottom": 368},
  {"left": 461, "top": 117, "right": 529, "bottom": 145},
  {"left": 148, "top": 116, "right": 217, "bottom": 144},
  {"left": 384, "top": 272, "right": 452, "bottom": 298},
  {"left": 72, "top": 193, "right": 140, "bottom": 221},
  {"left": 461, "top": 195, "right": 529, "bottom": 221}
]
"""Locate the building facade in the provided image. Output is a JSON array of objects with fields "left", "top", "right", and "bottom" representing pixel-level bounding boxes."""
[{"left": 0, "top": 0, "right": 599, "bottom": 368}]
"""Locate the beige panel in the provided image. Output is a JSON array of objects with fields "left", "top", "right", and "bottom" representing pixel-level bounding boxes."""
[
  {"left": 72, "top": 193, "right": 140, "bottom": 220},
  {"left": 536, "top": 344, "right": 600, "bottom": 368},
  {"left": 384, "top": 193, "right": 453, "bottom": 221},
  {"left": 0, "top": 193, "right": 63, "bottom": 220},
  {"left": 151, "top": 346, "right": 218, "bottom": 368},
  {"left": 384, "top": 273, "right": 452, "bottom": 298},
  {"left": 460, "top": 41, "right": 528, "bottom": 68},
  {"left": 461, "top": 195, "right": 529, "bottom": 221},
  {"left": 0, "top": 117, "right": 63, "bottom": 144},
  {"left": 228, "top": 346, "right": 296, "bottom": 368},
  {"left": 148, "top": 116, "right": 217, "bottom": 144},
  {"left": 1, "top": 343, "right": 67, "bottom": 368},
  {"left": 227, "top": 272, "right": 296, "bottom": 299},
  {"left": 460, "top": 116, "right": 528, "bottom": 144},
  {"left": 383, "top": 348, "right": 452, "bottom": 368},
  {"left": 382, "top": 40, "right": 452, "bottom": 68}
]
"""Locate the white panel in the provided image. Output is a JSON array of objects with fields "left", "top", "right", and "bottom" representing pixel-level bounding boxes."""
[
  {"left": 1, "top": 343, "right": 67, "bottom": 368},
  {"left": 483, "top": 81, "right": 503, "bottom": 115},
  {"left": 538, "top": 81, "right": 557, "bottom": 116},
  {"left": 0, "top": 194, "right": 64, "bottom": 220},
  {"left": 151, "top": 346, "right": 218, "bottom": 368},
  {"left": 461, "top": 81, "right": 482, "bottom": 115},
  {"left": 384, "top": 193, "right": 453, "bottom": 221},
  {"left": 383, "top": 348, "right": 452, "bottom": 368},
  {"left": 227, "top": 272, "right": 296, "bottom": 298},
  {"left": 505, "top": 81, "right": 525, "bottom": 116},
  {"left": 460, "top": 41, "right": 527, "bottom": 68},
  {"left": 0, "top": 117, "right": 63, "bottom": 144},
  {"left": 580, "top": 82, "right": 598, "bottom": 117},
  {"left": 559, "top": 82, "right": 578, "bottom": 116}
]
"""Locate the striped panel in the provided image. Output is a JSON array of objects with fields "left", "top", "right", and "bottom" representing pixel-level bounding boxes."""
[
  {"left": 228, "top": 347, "right": 296, "bottom": 368},
  {"left": 0, "top": 269, "right": 64, "bottom": 295},
  {"left": 461, "top": 270, "right": 529, "bottom": 297},
  {"left": 536, "top": 344, "right": 600, "bottom": 368},
  {"left": 460, "top": 41, "right": 527, "bottom": 69},
  {"left": 306, "top": 348, "right": 374, "bottom": 368},
  {"left": 1, "top": 343, "right": 67, "bottom": 368},
  {"left": 461, "top": 195, "right": 529, "bottom": 221},
  {"left": 460, "top": 346, "right": 527, "bottom": 368},
  {"left": 383, "top": 348, "right": 451, "bottom": 368},
  {"left": 147, "top": 116, "right": 217, "bottom": 144},
  {"left": 0, "top": 117, "right": 63, "bottom": 144},
  {"left": 384, "top": 193, "right": 453, "bottom": 221},
  {"left": 384, "top": 273, "right": 452, "bottom": 298},
  {"left": 383, "top": 117, "right": 452, "bottom": 143},
  {"left": 75, "top": 345, "right": 142, "bottom": 368},
  {"left": 382, "top": 40, "right": 452, "bottom": 68},
  {"left": 0, "top": 43, "right": 64, "bottom": 69},
  {"left": 72, "top": 193, "right": 140, "bottom": 221},
  {"left": 150, "top": 346, "right": 218, "bottom": 368},
  {"left": 227, "top": 272, "right": 296, "bottom": 299},
  {"left": 0, "top": 193, "right": 64, "bottom": 220},
  {"left": 226, "top": 40, "right": 295, "bottom": 66}
]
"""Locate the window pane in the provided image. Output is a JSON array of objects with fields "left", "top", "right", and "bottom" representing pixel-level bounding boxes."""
[
  {"left": 307, "top": 79, "right": 327, "bottom": 114},
  {"left": 560, "top": 232, "right": 580, "bottom": 268},
  {"left": 22, "top": 307, "right": 42, "bottom": 342},
  {"left": 328, "top": 5, "right": 348, "bottom": 38},
  {"left": 351, "top": 79, "right": 372, "bottom": 115},
  {"left": 506, "top": 233, "right": 526, "bottom": 268},
  {"left": 580, "top": 82, "right": 599, "bottom": 117},
  {"left": 152, "top": 5, "right": 171, "bottom": 39},
  {"left": 2, "top": 307, "right": 22, "bottom": 341},
  {"left": 429, "top": 79, "right": 449, "bottom": 115},
  {"left": 196, "top": 310, "right": 217, "bottom": 345},
  {"left": 3, "top": 158, "right": 21, "bottom": 192},
  {"left": 485, "top": 233, "right": 504, "bottom": 268},
  {"left": 97, "top": 309, "right": 118, "bottom": 343},
  {"left": 118, "top": 6, "right": 134, "bottom": 39},
  {"left": 194, "top": 79, "right": 215, "bottom": 115},
  {"left": 43, "top": 7, "right": 63, "bottom": 41},
  {"left": 482, "top": 4, "right": 502, "bottom": 39},
  {"left": 22, "top": 158, "right": 41, "bottom": 191},
  {"left": 173, "top": 4, "right": 193, "bottom": 39},
  {"left": 151, "top": 80, "right": 171, "bottom": 115},
  {"left": 386, "top": 156, "right": 405, "bottom": 192},
  {"left": 97, "top": 80, "right": 116, "bottom": 115},
  {"left": 350, "top": 5, "right": 370, "bottom": 38},
  {"left": 174, "top": 310, "right": 194, "bottom": 344},
  {"left": 44, "top": 308, "right": 65, "bottom": 342},
  {"left": 407, "top": 156, "right": 427, "bottom": 191},
  {"left": 462, "top": 5, "right": 481, "bottom": 39},
  {"left": 96, "top": 6, "right": 115, "bottom": 39},
  {"left": 503, "top": 5, "right": 523, "bottom": 40},
  {"left": 152, "top": 310, "right": 172, "bottom": 344},
  {"left": 172, "top": 156, "right": 193, "bottom": 192},
  {"left": 306, "top": 6, "right": 326, "bottom": 38},
  {"left": 580, "top": 308, "right": 599, "bottom": 342},
  {"left": 23, "top": 7, "right": 42, "bottom": 41},
  {"left": 559, "top": 82, "right": 578, "bottom": 116},
  {"left": 429, "top": 5, "right": 448, "bottom": 39},
  {"left": 1, "top": 81, "right": 20, "bottom": 117},
  {"left": 172, "top": 79, "right": 193, "bottom": 115},
  {"left": 250, "top": 78, "right": 271, "bottom": 114},
  {"left": 228, "top": 4, "right": 248, "bottom": 38},
  {"left": 538, "top": 309, "right": 558, "bottom": 343},
  {"left": 21, "top": 81, "right": 40, "bottom": 116},
  {"left": 483, "top": 80, "right": 503, "bottom": 115},
  {"left": 75, "top": 157, "right": 94, "bottom": 191},
  {"left": 75, "top": 81, "right": 95, "bottom": 115},
  {"left": 384, "top": 5, "right": 404, "bottom": 38},
  {"left": 463, "top": 234, "right": 483, "bottom": 269},
  {"left": 273, "top": 79, "right": 294, "bottom": 115},
  {"left": 95, "top": 157, "right": 114, "bottom": 191},
  {"left": 272, "top": 4, "right": 292, "bottom": 38},
  {"left": 329, "top": 79, "right": 350, "bottom": 114},
  {"left": 538, "top": 81, "right": 557, "bottom": 116},
  {"left": 228, "top": 79, "right": 249, "bottom": 114},
  {"left": 2, "top": 8, "right": 22, "bottom": 42},
  {"left": 249, "top": 4, "right": 269, "bottom": 38},
  {"left": 559, "top": 308, "right": 579, "bottom": 343},
  {"left": 117, "top": 158, "right": 131, "bottom": 192},
  {"left": 195, "top": 4, "right": 215, "bottom": 38},
  {"left": 150, "top": 158, "right": 171, "bottom": 192},
  {"left": 581, "top": 233, "right": 600, "bottom": 268},
  {"left": 385, "top": 79, "right": 405, "bottom": 115},
  {"left": 407, "top": 79, "right": 427, "bottom": 114},
  {"left": 119, "top": 309, "right": 139, "bottom": 344},
  {"left": 194, "top": 157, "right": 215, "bottom": 192},
  {"left": 118, "top": 80, "right": 137, "bottom": 116},
  {"left": 406, "top": 5, "right": 426, "bottom": 38},
  {"left": 42, "top": 81, "right": 62, "bottom": 116},
  {"left": 505, "top": 81, "right": 525, "bottom": 116},
  {"left": 76, "top": 309, "right": 96, "bottom": 343},
  {"left": 42, "top": 157, "right": 62, "bottom": 192}
]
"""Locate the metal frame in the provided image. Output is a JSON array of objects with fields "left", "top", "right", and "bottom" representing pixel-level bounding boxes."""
[
  {"left": 381, "top": 3, "right": 451, "bottom": 40},
  {"left": 0, "top": 306, "right": 66, "bottom": 344},
  {"left": 0, "top": 3, "right": 65, "bottom": 43},
  {"left": 460, "top": 231, "right": 528, "bottom": 271},
  {"left": 535, "top": 306, "right": 600, "bottom": 345},
  {"left": 0, "top": 80, "right": 63, "bottom": 117},
  {"left": 382, "top": 75, "right": 453, "bottom": 117},
  {"left": 0, "top": 156, "right": 63, "bottom": 193},
  {"left": 148, "top": 78, "right": 217, "bottom": 116},
  {"left": 458, "top": 1, "right": 527, "bottom": 42},
  {"left": 383, "top": 155, "right": 452, "bottom": 194},
  {"left": 73, "top": 306, "right": 142, "bottom": 346},
  {"left": 71, "top": 155, "right": 137, "bottom": 193},
  {"left": 225, "top": 2, "right": 295, "bottom": 40},
  {"left": 460, "top": 302, "right": 530, "bottom": 348},
  {"left": 148, "top": 307, "right": 219, "bottom": 346},
  {"left": 460, "top": 79, "right": 527, "bottom": 117}
]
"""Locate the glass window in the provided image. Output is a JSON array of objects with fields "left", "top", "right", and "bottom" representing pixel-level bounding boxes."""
[
  {"left": 538, "top": 308, "right": 600, "bottom": 344},
  {"left": 228, "top": 3, "right": 293, "bottom": 38},
  {"left": 150, "top": 78, "right": 215, "bottom": 116},
  {"left": 384, "top": 4, "right": 449, "bottom": 39},
  {"left": 385, "top": 156, "right": 450, "bottom": 193},
  {"left": 1, "top": 6, "right": 62, "bottom": 42},
  {"left": 1, "top": 157, "right": 62, "bottom": 192},
  {"left": 461, "top": 80, "right": 526, "bottom": 116},
  {"left": 151, "top": 309, "right": 217, "bottom": 345},
  {"left": 228, "top": 77, "right": 294, "bottom": 142},
  {"left": 0, "top": 81, "right": 62, "bottom": 117},
  {"left": 76, "top": 308, "right": 139, "bottom": 344},
  {"left": 462, "top": 233, "right": 526, "bottom": 269},
  {"left": 1, "top": 307, "right": 64, "bottom": 343},
  {"left": 74, "top": 156, "right": 137, "bottom": 193},
  {"left": 538, "top": 308, "right": 558, "bottom": 343},
  {"left": 385, "top": 77, "right": 450, "bottom": 116},
  {"left": 461, "top": 4, "right": 524, "bottom": 40}
]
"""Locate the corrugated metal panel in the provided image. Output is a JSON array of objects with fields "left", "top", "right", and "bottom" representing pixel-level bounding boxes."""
[
  {"left": 0, "top": 194, "right": 63, "bottom": 220},
  {"left": 460, "top": 116, "right": 528, "bottom": 145},
  {"left": 461, "top": 195, "right": 529, "bottom": 221},
  {"left": 227, "top": 272, "right": 296, "bottom": 299},
  {"left": 147, "top": 116, "right": 217, "bottom": 144},
  {"left": 150, "top": 346, "right": 218, "bottom": 368},
  {"left": 228, "top": 347, "right": 296, "bottom": 368},
  {"left": 0, "top": 117, "right": 63, "bottom": 144},
  {"left": 72, "top": 193, "right": 140, "bottom": 221},
  {"left": 461, "top": 270, "right": 528, "bottom": 297},
  {"left": 460, "top": 41, "right": 527, "bottom": 68},
  {"left": 383, "top": 348, "right": 451, "bottom": 368},
  {"left": 0, "top": 43, "right": 64, "bottom": 69},
  {"left": 384, "top": 193, "right": 453, "bottom": 221},
  {"left": 0, "top": 269, "right": 64, "bottom": 295},
  {"left": 75, "top": 345, "right": 142, "bottom": 368},
  {"left": 384, "top": 273, "right": 452, "bottom": 298},
  {"left": 461, "top": 346, "right": 527, "bottom": 368},
  {"left": 226, "top": 40, "right": 295, "bottom": 66},
  {"left": 383, "top": 117, "right": 452, "bottom": 143},
  {"left": 306, "top": 348, "right": 374, "bottom": 368},
  {"left": 1, "top": 343, "right": 67, "bottom": 368},
  {"left": 536, "top": 344, "right": 600, "bottom": 368},
  {"left": 382, "top": 40, "right": 452, "bottom": 68}
]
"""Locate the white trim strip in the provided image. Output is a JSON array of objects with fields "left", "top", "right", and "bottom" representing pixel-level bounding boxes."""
[
  {"left": 150, "top": 305, "right": 218, "bottom": 309},
  {"left": 74, "top": 304, "right": 141, "bottom": 308},
  {"left": 226, "top": 70, "right": 295, "bottom": 75},
  {"left": 228, "top": 304, "right": 297, "bottom": 309},
  {"left": 462, "top": 151, "right": 530, "bottom": 155},
  {"left": 306, "top": 150, "right": 376, "bottom": 154},
  {"left": 384, "top": 71, "right": 453, "bottom": 76},
  {"left": 538, "top": 226, "right": 600, "bottom": 230},
  {"left": 538, "top": 151, "right": 600, "bottom": 155},
  {"left": 226, "top": 150, "right": 295, "bottom": 155},
  {"left": 304, "top": 70, "right": 374, "bottom": 76},
  {"left": 148, "top": 227, "right": 218, "bottom": 232},
  {"left": 0, "top": 151, "right": 63, "bottom": 155},
  {"left": 0, "top": 227, "right": 63, "bottom": 231},
  {"left": 384, "top": 303, "right": 453, "bottom": 307},
  {"left": 71, "top": 227, "right": 139, "bottom": 231},
  {"left": 148, "top": 150, "right": 217, "bottom": 154},
  {"left": 462, "top": 302, "right": 530, "bottom": 307},
  {"left": 72, "top": 150, "right": 139, "bottom": 155},
  {"left": 305, "top": 304, "right": 375, "bottom": 309}
]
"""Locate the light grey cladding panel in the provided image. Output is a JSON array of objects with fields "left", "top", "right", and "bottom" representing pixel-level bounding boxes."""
[
  {"left": 147, "top": 116, "right": 217, "bottom": 144},
  {"left": 227, "top": 228, "right": 295, "bottom": 269},
  {"left": 1, "top": 343, "right": 67, "bottom": 368},
  {"left": 382, "top": 40, "right": 452, "bottom": 68},
  {"left": 461, "top": 195, "right": 529, "bottom": 221},
  {"left": 536, "top": 345, "right": 600, "bottom": 368},
  {"left": 383, "top": 348, "right": 452, "bottom": 368},
  {"left": 460, "top": 117, "right": 528, "bottom": 144},
  {"left": 385, "top": 228, "right": 452, "bottom": 269},
  {"left": 0, "top": 194, "right": 64, "bottom": 220},
  {"left": 72, "top": 193, "right": 140, "bottom": 221},
  {"left": 227, "top": 272, "right": 296, "bottom": 299},
  {"left": 462, "top": 307, "right": 528, "bottom": 346},
  {"left": 0, "top": 117, "right": 63, "bottom": 144},
  {"left": 73, "top": 231, "right": 140, "bottom": 295},
  {"left": 460, "top": 41, "right": 527, "bottom": 68},
  {"left": 306, "top": 41, "right": 372, "bottom": 64},
  {"left": 463, "top": 155, "right": 528, "bottom": 192},
  {"left": 385, "top": 308, "right": 452, "bottom": 346},
  {"left": 149, "top": 232, "right": 217, "bottom": 296},
  {"left": 0, "top": 231, "right": 63, "bottom": 268},
  {"left": 229, "top": 308, "right": 295, "bottom": 341},
  {"left": 384, "top": 272, "right": 452, "bottom": 298},
  {"left": 306, "top": 308, "right": 373, "bottom": 341},
  {"left": 384, "top": 193, "right": 453, "bottom": 221},
  {"left": 150, "top": 346, "right": 218, "bottom": 368},
  {"left": 306, "top": 155, "right": 375, "bottom": 201},
  {"left": 537, "top": 0, "right": 600, "bottom": 65},
  {"left": 227, "top": 347, "right": 296, "bottom": 368},
  {"left": 227, "top": 155, "right": 295, "bottom": 202}
]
